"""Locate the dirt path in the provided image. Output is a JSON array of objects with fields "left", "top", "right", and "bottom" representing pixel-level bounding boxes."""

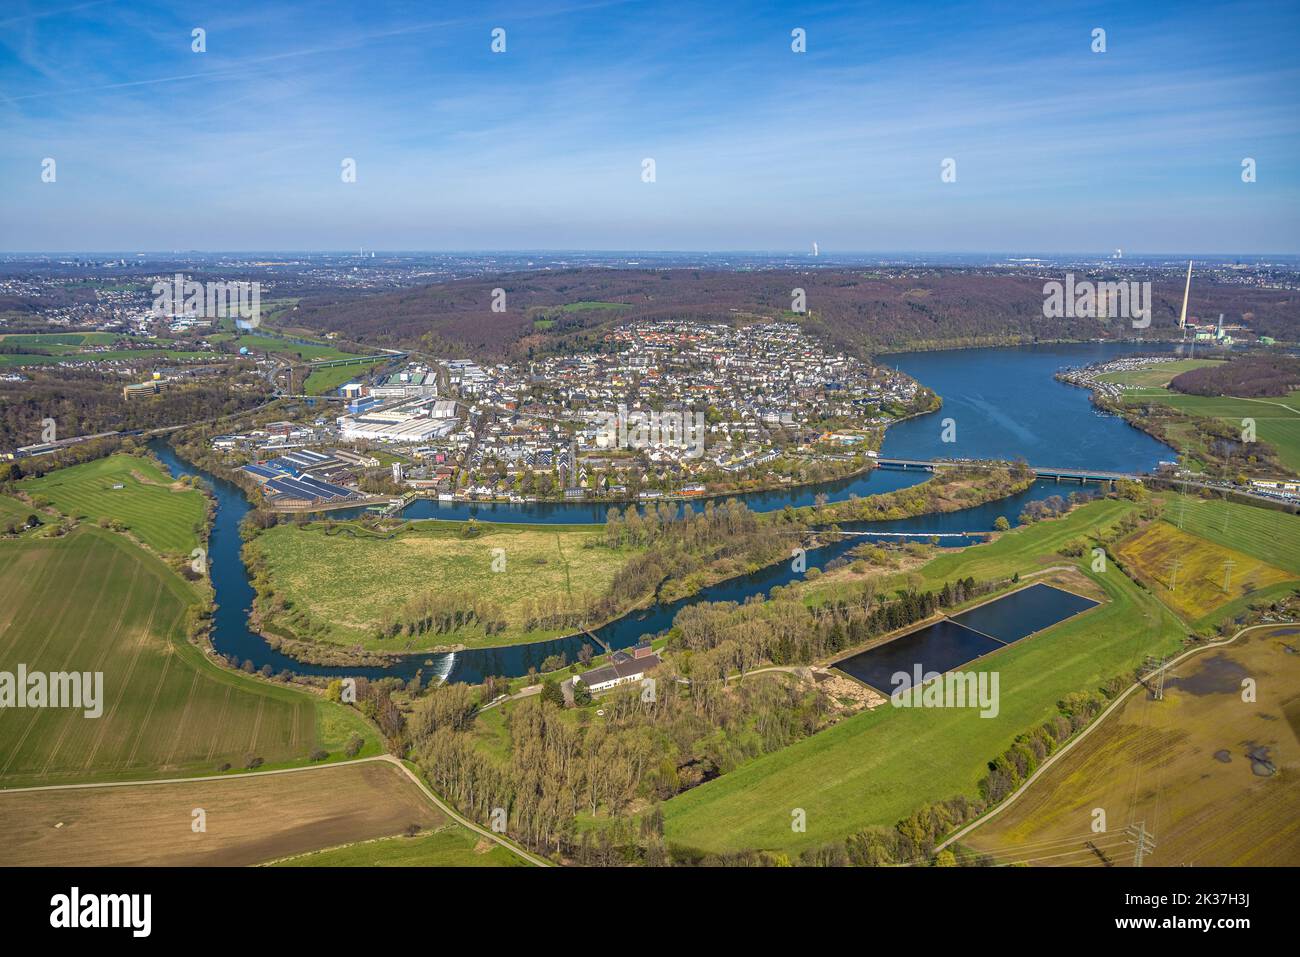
[
  {"left": 0, "top": 753, "right": 549, "bottom": 867},
  {"left": 933, "top": 620, "right": 1293, "bottom": 858}
]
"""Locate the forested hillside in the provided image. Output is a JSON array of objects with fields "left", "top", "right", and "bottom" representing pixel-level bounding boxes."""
[
  {"left": 290, "top": 268, "right": 1300, "bottom": 360},
  {"left": 1169, "top": 354, "right": 1300, "bottom": 397}
]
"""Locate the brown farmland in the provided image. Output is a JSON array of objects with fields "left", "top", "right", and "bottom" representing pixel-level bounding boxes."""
[
  {"left": 0, "top": 760, "right": 444, "bottom": 866},
  {"left": 965, "top": 626, "right": 1300, "bottom": 866}
]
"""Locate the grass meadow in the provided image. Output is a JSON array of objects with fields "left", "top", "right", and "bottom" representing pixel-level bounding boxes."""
[
  {"left": 1118, "top": 386, "right": 1300, "bottom": 473},
  {"left": 251, "top": 520, "right": 639, "bottom": 650},
  {"left": 19, "top": 454, "right": 206, "bottom": 556},
  {"left": 0, "top": 526, "right": 376, "bottom": 788},
  {"left": 661, "top": 499, "right": 1185, "bottom": 857},
  {"left": 303, "top": 358, "right": 386, "bottom": 395}
]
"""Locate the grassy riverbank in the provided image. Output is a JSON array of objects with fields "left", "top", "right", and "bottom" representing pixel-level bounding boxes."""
[
  {"left": 0, "top": 525, "right": 377, "bottom": 789},
  {"left": 17, "top": 453, "right": 207, "bottom": 555},
  {"left": 246, "top": 520, "right": 641, "bottom": 652},
  {"left": 660, "top": 498, "right": 1183, "bottom": 857}
]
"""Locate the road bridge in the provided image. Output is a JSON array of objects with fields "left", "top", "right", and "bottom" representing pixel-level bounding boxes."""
[
  {"left": 307, "top": 352, "right": 406, "bottom": 369},
  {"left": 874, "top": 457, "right": 1138, "bottom": 484}
]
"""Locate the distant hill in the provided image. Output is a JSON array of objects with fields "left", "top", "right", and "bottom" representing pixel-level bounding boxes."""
[
  {"left": 1169, "top": 354, "right": 1300, "bottom": 398},
  {"left": 289, "top": 268, "right": 1300, "bottom": 360}
]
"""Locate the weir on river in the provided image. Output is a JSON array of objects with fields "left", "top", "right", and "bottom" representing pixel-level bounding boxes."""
[{"left": 149, "top": 342, "right": 1175, "bottom": 686}]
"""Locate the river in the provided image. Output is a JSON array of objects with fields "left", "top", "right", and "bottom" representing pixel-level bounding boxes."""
[{"left": 151, "top": 341, "right": 1175, "bottom": 685}]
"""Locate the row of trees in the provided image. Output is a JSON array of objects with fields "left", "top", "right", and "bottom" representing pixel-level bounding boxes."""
[
  {"left": 377, "top": 590, "right": 508, "bottom": 640},
  {"left": 593, "top": 500, "right": 801, "bottom": 622},
  {"left": 812, "top": 462, "right": 1036, "bottom": 526},
  {"left": 1019, "top": 491, "right": 1095, "bottom": 524},
  {"left": 603, "top": 497, "right": 766, "bottom": 549},
  {"left": 669, "top": 574, "right": 990, "bottom": 684},
  {"left": 411, "top": 667, "right": 832, "bottom": 857}
]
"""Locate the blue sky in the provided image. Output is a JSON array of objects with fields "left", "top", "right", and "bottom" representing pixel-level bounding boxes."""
[{"left": 1, "top": 0, "right": 1297, "bottom": 253}]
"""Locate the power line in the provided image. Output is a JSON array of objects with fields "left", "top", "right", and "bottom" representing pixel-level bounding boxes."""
[{"left": 1129, "top": 821, "right": 1157, "bottom": 867}]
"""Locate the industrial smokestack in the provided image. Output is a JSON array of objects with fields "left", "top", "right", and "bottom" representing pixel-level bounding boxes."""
[{"left": 1178, "top": 260, "right": 1193, "bottom": 330}]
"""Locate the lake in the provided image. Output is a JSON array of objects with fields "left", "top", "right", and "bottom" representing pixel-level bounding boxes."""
[
  {"left": 152, "top": 341, "right": 1170, "bottom": 684},
  {"left": 881, "top": 342, "right": 1174, "bottom": 471}
]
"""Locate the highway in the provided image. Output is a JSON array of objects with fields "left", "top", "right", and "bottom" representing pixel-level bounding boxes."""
[{"left": 875, "top": 457, "right": 1300, "bottom": 510}]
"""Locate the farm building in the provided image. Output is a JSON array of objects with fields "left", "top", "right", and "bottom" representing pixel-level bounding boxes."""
[{"left": 573, "top": 644, "right": 660, "bottom": 693}]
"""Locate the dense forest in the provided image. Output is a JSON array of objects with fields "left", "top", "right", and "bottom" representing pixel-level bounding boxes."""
[
  {"left": 0, "top": 367, "right": 268, "bottom": 449},
  {"left": 289, "top": 268, "right": 1300, "bottom": 360},
  {"left": 353, "top": 569, "right": 1002, "bottom": 860},
  {"left": 1169, "top": 355, "right": 1300, "bottom": 398}
]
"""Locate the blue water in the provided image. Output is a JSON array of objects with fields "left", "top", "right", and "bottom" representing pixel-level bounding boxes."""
[
  {"left": 950, "top": 581, "right": 1098, "bottom": 644},
  {"left": 834, "top": 583, "right": 1100, "bottom": 693},
  {"left": 332, "top": 467, "right": 928, "bottom": 524},
  {"left": 151, "top": 342, "right": 1174, "bottom": 684},
  {"left": 834, "top": 619, "right": 1004, "bottom": 693},
  {"left": 881, "top": 342, "right": 1174, "bottom": 471}
]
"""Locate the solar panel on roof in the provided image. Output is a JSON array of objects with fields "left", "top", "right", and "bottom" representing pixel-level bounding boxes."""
[
  {"left": 297, "top": 474, "right": 354, "bottom": 497},
  {"left": 241, "top": 464, "right": 281, "bottom": 480},
  {"left": 267, "top": 476, "right": 340, "bottom": 500}
]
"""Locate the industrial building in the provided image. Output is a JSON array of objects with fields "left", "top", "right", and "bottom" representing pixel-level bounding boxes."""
[
  {"left": 240, "top": 448, "right": 362, "bottom": 506},
  {"left": 336, "top": 397, "right": 459, "bottom": 444},
  {"left": 369, "top": 371, "right": 439, "bottom": 400}
]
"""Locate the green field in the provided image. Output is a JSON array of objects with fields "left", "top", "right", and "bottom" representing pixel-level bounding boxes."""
[
  {"left": 806, "top": 497, "right": 1138, "bottom": 608},
  {"left": 272, "top": 826, "right": 527, "bottom": 867},
  {"left": 0, "top": 332, "right": 119, "bottom": 347},
  {"left": 19, "top": 454, "right": 206, "bottom": 555},
  {"left": 0, "top": 494, "right": 40, "bottom": 530},
  {"left": 1109, "top": 493, "right": 1300, "bottom": 628},
  {"left": 304, "top": 358, "right": 386, "bottom": 395},
  {"left": 0, "top": 527, "right": 376, "bottom": 788},
  {"left": 251, "top": 520, "right": 640, "bottom": 650},
  {"left": 1162, "top": 493, "right": 1300, "bottom": 573},
  {"left": 555, "top": 301, "right": 630, "bottom": 312},
  {"left": 1118, "top": 386, "right": 1300, "bottom": 473},
  {"left": 662, "top": 499, "right": 1185, "bottom": 857},
  {"left": 230, "top": 334, "right": 371, "bottom": 363}
]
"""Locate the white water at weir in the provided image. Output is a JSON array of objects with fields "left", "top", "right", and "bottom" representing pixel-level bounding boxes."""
[{"left": 431, "top": 652, "right": 456, "bottom": 684}]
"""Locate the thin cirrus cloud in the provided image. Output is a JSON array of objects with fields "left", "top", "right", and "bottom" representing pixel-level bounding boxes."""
[{"left": 0, "top": 0, "right": 1296, "bottom": 252}]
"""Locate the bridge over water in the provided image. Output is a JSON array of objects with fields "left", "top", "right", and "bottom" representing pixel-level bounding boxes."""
[{"left": 874, "top": 457, "right": 1138, "bottom": 484}]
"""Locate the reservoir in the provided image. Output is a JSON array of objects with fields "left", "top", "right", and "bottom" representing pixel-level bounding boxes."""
[
  {"left": 150, "top": 342, "right": 1168, "bottom": 684},
  {"left": 832, "top": 583, "right": 1100, "bottom": 693},
  {"left": 881, "top": 342, "right": 1174, "bottom": 471}
]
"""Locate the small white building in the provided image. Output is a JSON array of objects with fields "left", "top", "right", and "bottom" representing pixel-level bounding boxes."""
[{"left": 573, "top": 643, "right": 660, "bottom": 693}]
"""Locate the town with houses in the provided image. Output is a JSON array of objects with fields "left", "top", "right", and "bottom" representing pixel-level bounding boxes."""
[{"left": 202, "top": 321, "right": 931, "bottom": 510}]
